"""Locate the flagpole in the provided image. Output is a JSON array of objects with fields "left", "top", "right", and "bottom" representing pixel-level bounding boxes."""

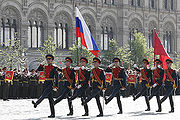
[
  {"left": 154, "top": 28, "right": 156, "bottom": 66},
  {"left": 75, "top": 4, "right": 79, "bottom": 66}
]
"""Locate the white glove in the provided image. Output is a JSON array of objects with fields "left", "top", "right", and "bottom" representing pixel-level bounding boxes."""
[
  {"left": 133, "top": 64, "right": 137, "bottom": 68},
  {"left": 71, "top": 89, "right": 74, "bottom": 94},
  {"left": 74, "top": 66, "right": 80, "bottom": 70},
  {"left": 53, "top": 88, "right": 58, "bottom": 91},
  {"left": 151, "top": 67, "right": 156, "bottom": 70},
  {"left": 147, "top": 65, "right": 150, "bottom": 69},
  {"left": 77, "top": 84, "right": 82, "bottom": 89},
  {"left": 102, "top": 89, "right": 105, "bottom": 93},
  {"left": 41, "top": 60, "right": 46, "bottom": 65},
  {"left": 153, "top": 83, "right": 157, "bottom": 88},
  {"left": 81, "top": 66, "right": 85, "bottom": 70},
  {"left": 108, "top": 63, "right": 115, "bottom": 68},
  {"left": 158, "top": 65, "right": 161, "bottom": 68}
]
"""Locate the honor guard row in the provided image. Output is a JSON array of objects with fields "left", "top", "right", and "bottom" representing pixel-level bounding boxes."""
[{"left": 30, "top": 54, "right": 178, "bottom": 118}]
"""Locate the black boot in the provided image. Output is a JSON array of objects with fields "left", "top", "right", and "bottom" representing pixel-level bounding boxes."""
[
  {"left": 97, "top": 113, "right": 103, "bottom": 117},
  {"left": 145, "top": 108, "right": 150, "bottom": 111},
  {"left": 82, "top": 113, "right": 88, "bottom": 116},
  {"left": 169, "top": 109, "right": 174, "bottom": 113},
  {"left": 117, "top": 111, "right": 122, "bottom": 114},
  {"left": 156, "top": 109, "right": 162, "bottom": 112},
  {"left": 48, "top": 114, "right": 55, "bottom": 118},
  {"left": 32, "top": 101, "right": 37, "bottom": 108},
  {"left": 67, "top": 112, "right": 73, "bottom": 116}
]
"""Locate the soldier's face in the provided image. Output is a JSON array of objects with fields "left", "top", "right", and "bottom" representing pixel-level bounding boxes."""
[
  {"left": 167, "top": 62, "right": 171, "bottom": 68},
  {"left": 93, "top": 61, "right": 99, "bottom": 68},
  {"left": 46, "top": 58, "right": 53, "bottom": 64},
  {"left": 114, "top": 61, "right": 120, "bottom": 67},
  {"left": 81, "top": 61, "right": 86, "bottom": 66},
  {"left": 65, "top": 61, "right": 71, "bottom": 67},
  {"left": 143, "top": 62, "right": 147, "bottom": 68}
]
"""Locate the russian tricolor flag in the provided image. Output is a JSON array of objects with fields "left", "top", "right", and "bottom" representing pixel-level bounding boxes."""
[{"left": 75, "top": 7, "right": 99, "bottom": 57}]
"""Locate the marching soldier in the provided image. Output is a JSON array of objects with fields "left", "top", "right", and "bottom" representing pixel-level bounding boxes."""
[
  {"left": 133, "top": 59, "right": 153, "bottom": 111},
  {"left": 105, "top": 58, "right": 126, "bottom": 114},
  {"left": 69, "top": 57, "right": 90, "bottom": 116},
  {"left": 29, "top": 69, "right": 38, "bottom": 98},
  {"left": 82, "top": 57, "right": 106, "bottom": 117},
  {"left": 160, "top": 59, "right": 178, "bottom": 113},
  {"left": 148, "top": 59, "right": 164, "bottom": 112},
  {"left": 32, "top": 54, "right": 59, "bottom": 118},
  {"left": 12, "top": 69, "right": 20, "bottom": 99},
  {"left": 54, "top": 57, "right": 75, "bottom": 116}
]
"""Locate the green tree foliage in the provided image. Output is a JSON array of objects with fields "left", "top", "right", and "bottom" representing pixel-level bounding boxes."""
[
  {"left": 37, "top": 36, "right": 57, "bottom": 62},
  {"left": 101, "top": 39, "right": 131, "bottom": 68},
  {"left": 129, "top": 31, "right": 154, "bottom": 66},
  {"left": 69, "top": 43, "right": 94, "bottom": 66},
  {"left": 0, "top": 34, "right": 27, "bottom": 70}
]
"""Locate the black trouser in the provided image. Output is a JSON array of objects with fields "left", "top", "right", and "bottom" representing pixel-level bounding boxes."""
[
  {"left": 12, "top": 83, "right": 19, "bottom": 99},
  {"left": 84, "top": 87, "right": 103, "bottom": 115},
  {"left": 160, "top": 86, "right": 174, "bottom": 110},
  {"left": 37, "top": 83, "right": 44, "bottom": 98},
  {"left": 35, "top": 84, "right": 55, "bottom": 115},
  {"left": 54, "top": 87, "right": 73, "bottom": 114},
  {"left": 23, "top": 84, "right": 29, "bottom": 98},
  {"left": 30, "top": 84, "right": 37, "bottom": 98},
  {"left": 3, "top": 82, "right": 9, "bottom": 100},
  {"left": 0, "top": 82, "right": 3, "bottom": 99},
  {"left": 106, "top": 86, "right": 122, "bottom": 112},
  {"left": 129, "top": 83, "right": 136, "bottom": 96},
  {"left": 149, "top": 85, "right": 162, "bottom": 110},
  {"left": 134, "top": 84, "right": 150, "bottom": 110},
  {"left": 70, "top": 87, "right": 89, "bottom": 114}
]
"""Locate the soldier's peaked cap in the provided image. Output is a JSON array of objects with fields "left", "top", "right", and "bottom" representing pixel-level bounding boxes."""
[
  {"left": 80, "top": 57, "right": 88, "bottom": 63},
  {"left": 46, "top": 54, "right": 54, "bottom": 60},
  {"left": 93, "top": 57, "right": 101, "bottom": 64}
]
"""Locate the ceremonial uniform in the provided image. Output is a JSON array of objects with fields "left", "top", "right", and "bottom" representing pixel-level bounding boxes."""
[
  {"left": 133, "top": 59, "right": 153, "bottom": 111},
  {"left": 2, "top": 68, "right": 10, "bottom": 101},
  {"left": 69, "top": 57, "right": 90, "bottom": 116},
  {"left": 54, "top": 57, "right": 75, "bottom": 116},
  {"left": 32, "top": 54, "right": 59, "bottom": 118},
  {"left": 148, "top": 59, "right": 164, "bottom": 112},
  {"left": 0, "top": 70, "right": 3, "bottom": 99},
  {"left": 160, "top": 59, "right": 178, "bottom": 113},
  {"left": 29, "top": 72, "right": 38, "bottom": 98},
  {"left": 22, "top": 72, "right": 30, "bottom": 99},
  {"left": 105, "top": 65, "right": 126, "bottom": 114},
  {"left": 12, "top": 72, "right": 20, "bottom": 99},
  {"left": 82, "top": 57, "right": 106, "bottom": 117}
]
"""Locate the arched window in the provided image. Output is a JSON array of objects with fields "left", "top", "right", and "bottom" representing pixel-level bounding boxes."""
[
  {"left": 112, "top": 0, "right": 114, "bottom": 5},
  {"left": 151, "top": 0, "right": 155, "bottom": 9},
  {"left": 171, "top": 0, "right": 174, "bottom": 10},
  {"left": 164, "top": 0, "right": 168, "bottom": 9},
  {"left": 129, "top": 28, "right": 135, "bottom": 50},
  {"left": 1, "top": 18, "right": 17, "bottom": 46},
  {"left": 101, "top": 26, "right": 113, "bottom": 50},
  {"left": 104, "top": 0, "right": 107, "bottom": 4},
  {"left": 131, "top": 0, "right": 134, "bottom": 6},
  {"left": 163, "top": 31, "right": 171, "bottom": 53},
  {"left": 28, "top": 21, "right": 42, "bottom": 48},
  {"left": 54, "top": 22, "right": 68, "bottom": 49},
  {"left": 137, "top": 0, "right": 141, "bottom": 7}
]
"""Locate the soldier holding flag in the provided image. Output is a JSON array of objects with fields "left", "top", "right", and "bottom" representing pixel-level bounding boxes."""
[
  {"left": 160, "top": 59, "right": 178, "bottom": 113},
  {"left": 69, "top": 57, "right": 90, "bottom": 116},
  {"left": 82, "top": 57, "right": 106, "bottom": 117},
  {"left": 32, "top": 54, "right": 59, "bottom": 118},
  {"left": 148, "top": 59, "right": 164, "bottom": 112},
  {"left": 133, "top": 59, "right": 153, "bottom": 111}
]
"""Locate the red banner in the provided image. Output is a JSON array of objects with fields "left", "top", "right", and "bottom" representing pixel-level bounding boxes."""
[
  {"left": 128, "top": 75, "right": 136, "bottom": 84},
  {"left": 39, "top": 71, "right": 45, "bottom": 82},
  {"left": 105, "top": 73, "right": 112, "bottom": 83},
  {"left": 5, "top": 71, "right": 14, "bottom": 81}
]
